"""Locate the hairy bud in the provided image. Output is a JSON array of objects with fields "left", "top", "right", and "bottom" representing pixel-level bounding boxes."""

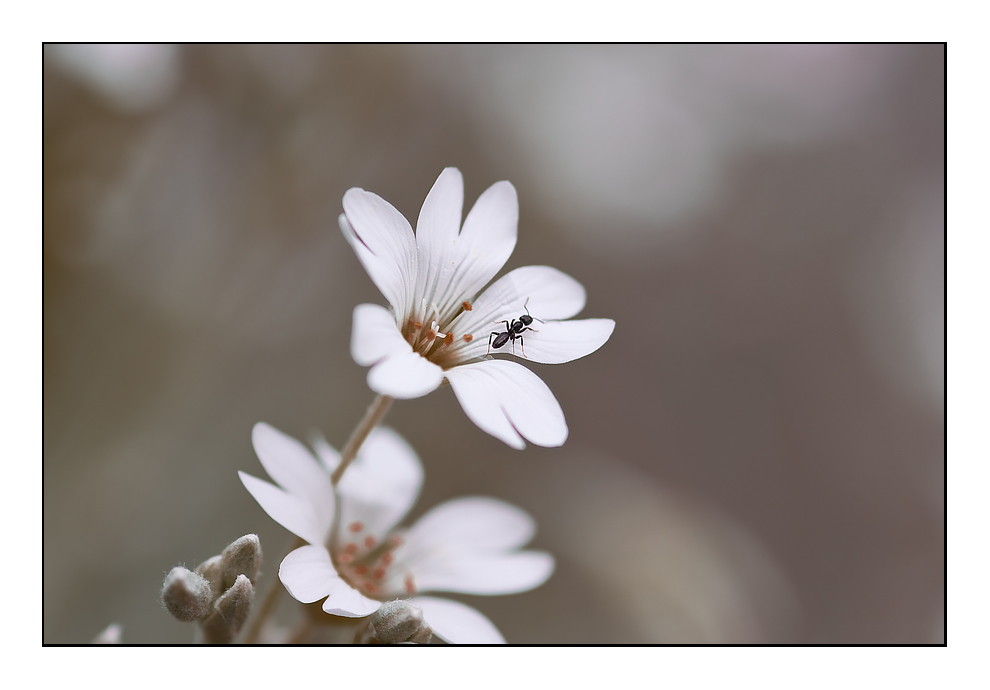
[
  {"left": 355, "top": 600, "right": 433, "bottom": 644},
  {"left": 162, "top": 567, "right": 214, "bottom": 622},
  {"left": 200, "top": 574, "right": 254, "bottom": 644},
  {"left": 195, "top": 555, "right": 224, "bottom": 598},
  {"left": 220, "top": 534, "right": 262, "bottom": 589}
]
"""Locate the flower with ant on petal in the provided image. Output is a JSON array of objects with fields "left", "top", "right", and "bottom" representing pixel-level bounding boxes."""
[
  {"left": 340, "top": 167, "right": 615, "bottom": 448},
  {"left": 239, "top": 422, "right": 554, "bottom": 644}
]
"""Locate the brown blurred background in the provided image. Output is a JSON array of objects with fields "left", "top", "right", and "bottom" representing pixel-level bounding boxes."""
[{"left": 43, "top": 44, "right": 944, "bottom": 644}]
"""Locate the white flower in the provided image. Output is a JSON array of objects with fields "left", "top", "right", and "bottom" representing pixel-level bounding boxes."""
[
  {"left": 340, "top": 167, "right": 615, "bottom": 448},
  {"left": 239, "top": 422, "right": 554, "bottom": 644}
]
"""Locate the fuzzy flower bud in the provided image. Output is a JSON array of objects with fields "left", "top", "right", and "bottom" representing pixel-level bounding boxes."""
[
  {"left": 200, "top": 574, "right": 254, "bottom": 644},
  {"left": 162, "top": 567, "right": 214, "bottom": 622},
  {"left": 355, "top": 600, "right": 433, "bottom": 644},
  {"left": 220, "top": 534, "right": 262, "bottom": 589},
  {"left": 195, "top": 555, "right": 224, "bottom": 598}
]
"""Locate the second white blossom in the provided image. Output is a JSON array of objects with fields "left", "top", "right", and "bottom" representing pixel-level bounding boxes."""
[{"left": 239, "top": 422, "right": 554, "bottom": 643}]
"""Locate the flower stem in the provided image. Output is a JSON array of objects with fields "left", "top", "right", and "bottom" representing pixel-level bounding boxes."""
[
  {"left": 239, "top": 533, "right": 304, "bottom": 644},
  {"left": 239, "top": 394, "right": 394, "bottom": 643},
  {"left": 332, "top": 394, "right": 394, "bottom": 485}
]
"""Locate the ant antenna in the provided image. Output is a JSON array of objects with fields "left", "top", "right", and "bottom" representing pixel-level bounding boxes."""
[{"left": 523, "top": 298, "right": 545, "bottom": 323}]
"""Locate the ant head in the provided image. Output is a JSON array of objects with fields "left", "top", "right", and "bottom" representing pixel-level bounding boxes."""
[{"left": 521, "top": 297, "right": 544, "bottom": 324}]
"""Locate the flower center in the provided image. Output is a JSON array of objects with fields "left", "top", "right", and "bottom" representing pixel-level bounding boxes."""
[
  {"left": 333, "top": 521, "right": 416, "bottom": 599},
  {"left": 401, "top": 300, "right": 476, "bottom": 369}
]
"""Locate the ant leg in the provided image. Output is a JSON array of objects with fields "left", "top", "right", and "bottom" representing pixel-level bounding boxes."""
[
  {"left": 518, "top": 335, "right": 525, "bottom": 358},
  {"left": 487, "top": 332, "right": 497, "bottom": 356}
]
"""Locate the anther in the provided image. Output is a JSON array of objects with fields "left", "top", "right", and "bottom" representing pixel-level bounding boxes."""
[
  {"left": 348, "top": 521, "right": 364, "bottom": 533},
  {"left": 345, "top": 543, "right": 359, "bottom": 554},
  {"left": 443, "top": 332, "right": 454, "bottom": 346},
  {"left": 363, "top": 582, "right": 378, "bottom": 595},
  {"left": 404, "top": 575, "right": 416, "bottom": 595},
  {"left": 364, "top": 536, "right": 376, "bottom": 549},
  {"left": 353, "top": 565, "right": 368, "bottom": 576},
  {"left": 338, "top": 553, "right": 353, "bottom": 564},
  {"left": 462, "top": 301, "right": 473, "bottom": 311},
  {"left": 381, "top": 552, "right": 394, "bottom": 566},
  {"left": 463, "top": 334, "right": 473, "bottom": 343},
  {"left": 373, "top": 567, "right": 387, "bottom": 580}
]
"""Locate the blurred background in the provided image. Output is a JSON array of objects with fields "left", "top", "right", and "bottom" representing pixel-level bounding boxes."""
[{"left": 43, "top": 44, "right": 944, "bottom": 644}]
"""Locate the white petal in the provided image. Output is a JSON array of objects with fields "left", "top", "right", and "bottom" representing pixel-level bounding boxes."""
[
  {"left": 412, "top": 169, "right": 465, "bottom": 325},
  {"left": 409, "top": 597, "right": 506, "bottom": 644},
  {"left": 367, "top": 349, "right": 444, "bottom": 399},
  {"left": 408, "top": 551, "right": 555, "bottom": 596},
  {"left": 451, "top": 265, "right": 586, "bottom": 337},
  {"left": 395, "top": 497, "right": 555, "bottom": 596},
  {"left": 417, "top": 167, "right": 463, "bottom": 246},
  {"left": 309, "top": 433, "right": 340, "bottom": 474},
  {"left": 506, "top": 318, "right": 615, "bottom": 365},
  {"left": 336, "top": 426, "right": 424, "bottom": 544},
  {"left": 277, "top": 545, "right": 336, "bottom": 603},
  {"left": 321, "top": 578, "right": 383, "bottom": 617},
  {"left": 239, "top": 472, "right": 329, "bottom": 546},
  {"left": 250, "top": 424, "right": 335, "bottom": 532},
  {"left": 445, "top": 360, "right": 567, "bottom": 448},
  {"left": 350, "top": 303, "right": 410, "bottom": 367},
  {"left": 402, "top": 497, "right": 536, "bottom": 553},
  {"left": 339, "top": 187, "right": 416, "bottom": 315},
  {"left": 432, "top": 180, "right": 519, "bottom": 325},
  {"left": 454, "top": 181, "right": 519, "bottom": 292}
]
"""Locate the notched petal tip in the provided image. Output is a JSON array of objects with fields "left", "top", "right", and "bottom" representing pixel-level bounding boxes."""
[{"left": 446, "top": 361, "right": 567, "bottom": 449}]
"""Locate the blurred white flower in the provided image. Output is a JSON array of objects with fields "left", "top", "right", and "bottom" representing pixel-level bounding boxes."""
[
  {"left": 48, "top": 44, "right": 181, "bottom": 113},
  {"left": 239, "top": 423, "right": 554, "bottom": 644},
  {"left": 341, "top": 167, "right": 615, "bottom": 448}
]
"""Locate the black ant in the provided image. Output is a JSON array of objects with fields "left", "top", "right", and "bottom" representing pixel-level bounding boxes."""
[{"left": 487, "top": 298, "right": 543, "bottom": 357}]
